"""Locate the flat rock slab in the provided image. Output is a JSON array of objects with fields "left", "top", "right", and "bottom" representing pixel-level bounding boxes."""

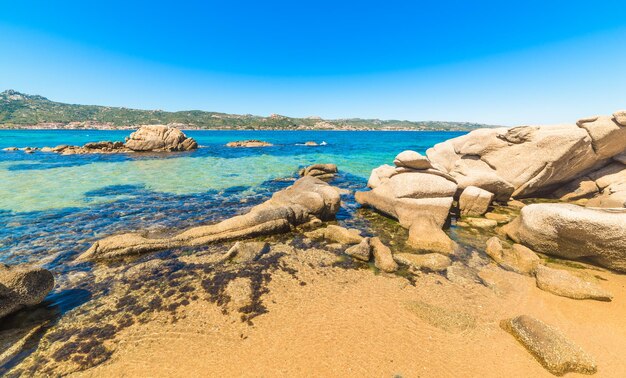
[
  {"left": 501, "top": 315, "right": 597, "bottom": 375},
  {"left": 535, "top": 265, "right": 613, "bottom": 301}
]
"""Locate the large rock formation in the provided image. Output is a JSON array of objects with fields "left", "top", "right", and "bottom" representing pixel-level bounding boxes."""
[
  {"left": 77, "top": 176, "right": 340, "bottom": 261},
  {"left": 425, "top": 111, "right": 626, "bottom": 200},
  {"left": 505, "top": 203, "right": 626, "bottom": 272},
  {"left": 125, "top": 125, "right": 198, "bottom": 152},
  {"left": 0, "top": 264, "right": 55, "bottom": 319},
  {"left": 356, "top": 164, "right": 457, "bottom": 254}
]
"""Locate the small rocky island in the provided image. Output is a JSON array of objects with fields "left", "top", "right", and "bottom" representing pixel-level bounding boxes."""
[
  {"left": 2, "top": 110, "right": 625, "bottom": 376},
  {"left": 2, "top": 125, "right": 198, "bottom": 154}
]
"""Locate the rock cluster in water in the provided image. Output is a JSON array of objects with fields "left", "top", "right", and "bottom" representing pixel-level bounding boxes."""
[
  {"left": 2, "top": 125, "right": 198, "bottom": 155},
  {"left": 226, "top": 140, "right": 273, "bottom": 147},
  {"left": 357, "top": 110, "right": 626, "bottom": 272}
]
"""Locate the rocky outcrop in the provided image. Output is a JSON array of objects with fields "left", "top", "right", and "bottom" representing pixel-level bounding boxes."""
[
  {"left": 125, "top": 125, "right": 197, "bottom": 151},
  {"left": 505, "top": 203, "right": 626, "bottom": 272},
  {"left": 226, "top": 140, "right": 273, "bottom": 147},
  {"left": 0, "top": 264, "right": 55, "bottom": 319},
  {"left": 298, "top": 164, "right": 338, "bottom": 180},
  {"left": 425, "top": 111, "right": 626, "bottom": 200},
  {"left": 77, "top": 176, "right": 340, "bottom": 261},
  {"left": 33, "top": 125, "right": 198, "bottom": 155},
  {"left": 501, "top": 315, "right": 597, "bottom": 375},
  {"left": 534, "top": 265, "right": 612, "bottom": 301},
  {"left": 459, "top": 186, "right": 494, "bottom": 216},
  {"left": 356, "top": 169, "right": 457, "bottom": 254}
]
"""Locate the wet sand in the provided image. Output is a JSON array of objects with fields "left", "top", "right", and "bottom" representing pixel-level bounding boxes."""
[{"left": 68, "top": 247, "right": 626, "bottom": 378}]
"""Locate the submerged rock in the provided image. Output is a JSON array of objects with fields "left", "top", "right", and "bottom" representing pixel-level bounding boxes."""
[
  {"left": 501, "top": 315, "right": 597, "bottom": 375},
  {"left": 506, "top": 203, "right": 626, "bottom": 272},
  {"left": 370, "top": 237, "right": 398, "bottom": 273},
  {"left": 0, "top": 264, "right": 54, "bottom": 319},
  {"left": 534, "top": 265, "right": 613, "bottom": 301},
  {"left": 226, "top": 140, "right": 273, "bottom": 147},
  {"left": 77, "top": 176, "right": 340, "bottom": 261}
]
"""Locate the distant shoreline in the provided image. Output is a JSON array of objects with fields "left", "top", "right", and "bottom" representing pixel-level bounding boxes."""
[{"left": 0, "top": 126, "right": 478, "bottom": 132}]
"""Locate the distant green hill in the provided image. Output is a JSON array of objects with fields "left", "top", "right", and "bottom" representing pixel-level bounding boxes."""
[{"left": 0, "top": 90, "right": 497, "bottom": 131}]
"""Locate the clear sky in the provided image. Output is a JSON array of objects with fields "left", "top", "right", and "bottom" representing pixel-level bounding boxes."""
[{"left": 1, "top": 0, "right": 625, "bottom": 125}]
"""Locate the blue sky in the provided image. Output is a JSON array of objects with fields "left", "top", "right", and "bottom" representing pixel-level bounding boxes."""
[{"left": 1, "top": 1, "right": 625, "bottom": 125}]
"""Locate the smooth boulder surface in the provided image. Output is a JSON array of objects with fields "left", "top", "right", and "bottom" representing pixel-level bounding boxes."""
[
  {"left": 505, "top": 203, "right": 626, "bottom": 272},
  {"left": 125, "top": 125, "right": 198, "bottom": 152},
  {"left": 393, "top": 150, "right": 433, "bottom": 170},
  {"left": 78, "top": 176, "right": 340, "bottom": 261},
  {"left": 501, "top": 315, "right": 597, "bottom": 375},
  {"left": 535, "top": 265, "right": 613, "bottom": 301},
  {"left": 459, "top": 186, "right": 494, "bottom": 216},
  {"left": 0, "top": 264, "right": 55, "bottom": 319},
  {"left": 298, "top": 163, "right": 338, "bottom": 181},
  {"left": 425, "top": 111, "right": 626, "bottom": 199}
]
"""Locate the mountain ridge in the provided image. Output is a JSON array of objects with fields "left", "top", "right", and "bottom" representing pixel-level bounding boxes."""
[{"left": 0, "top": 90, "right": 498, "bottom": 131}]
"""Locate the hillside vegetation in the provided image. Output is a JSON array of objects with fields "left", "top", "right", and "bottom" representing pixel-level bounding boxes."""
[{"left": 0, "top": 90, "right": 495, "bottom": 131}]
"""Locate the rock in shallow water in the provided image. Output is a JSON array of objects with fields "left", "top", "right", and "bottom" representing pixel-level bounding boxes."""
[
  {"left": 0, "top": 264, "right": 54, "bottom": 319},
  {"left": 77, "top": 176, "right": 340, "bottom": 261},
  {"left": 501, "top": 315, "right": 597, "bottom": 375},
  {"left": 534, "top": 265, "right": 613, "bottom": 301}
]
